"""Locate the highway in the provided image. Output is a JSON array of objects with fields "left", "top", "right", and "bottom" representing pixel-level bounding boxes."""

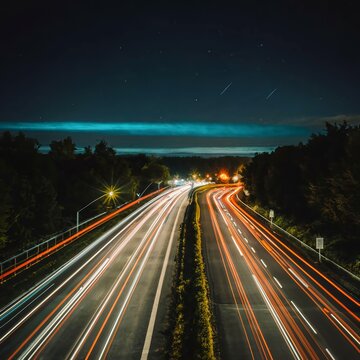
[
  {"left": 0, "top": 185, "right": 190, "bottom": 360},
  {"left": 200, "top": 187, "right": 360, "bottom": 360}
]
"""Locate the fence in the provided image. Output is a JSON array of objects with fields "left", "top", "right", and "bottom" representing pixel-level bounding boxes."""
[
  {"left": 236, "top": 194, "right": 360, "bottom": 282},
  {"left": 0, "top": 189, "right": 165, "bottom": 282},
  {"left": 0, "top": 211, "right": 107, "bottom": 282}
]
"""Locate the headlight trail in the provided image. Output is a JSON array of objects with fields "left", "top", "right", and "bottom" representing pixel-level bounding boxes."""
[
  {"left": 0, "top": 186, "right": 190, "bottom": 359},
  {"left": 201, "top": 186, "right": 359, "bottom": 359}
]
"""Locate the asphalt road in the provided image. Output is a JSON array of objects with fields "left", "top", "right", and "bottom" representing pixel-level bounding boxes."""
[
  {"left": 0, "top": 186, "right": 190, "bottom": 360},
  {"left": 200, "top": 187, "right": 360, "bottom": 360}
]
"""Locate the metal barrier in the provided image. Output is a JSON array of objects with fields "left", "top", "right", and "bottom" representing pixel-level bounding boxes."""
[
  {"left": 0, "top": 211, "right": 106, "bottom": 281},
  {"left": 236, "top": 194, "right": 360, "bottom": 282},
  {"left": 0, "top": 189, "right": 165, "bottom": 282}
]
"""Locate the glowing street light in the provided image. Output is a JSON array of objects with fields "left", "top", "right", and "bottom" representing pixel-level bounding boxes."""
[
  {"left": 219, "top": 172, "right": 229, "bottom": 182},
  {"left": 76, "top": 188, "right": 117, "bottom": 232}
]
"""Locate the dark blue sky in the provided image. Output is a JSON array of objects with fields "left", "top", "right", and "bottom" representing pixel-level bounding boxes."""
[{"left": 1, "top": 1, "right": 359, "bottom": 154}]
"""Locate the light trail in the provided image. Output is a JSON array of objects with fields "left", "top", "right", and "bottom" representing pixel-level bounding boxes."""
[
  {"left": 207, "top": 190, "right": 275, "bottom": 359},
  {"left": 220, "top": 187, "right": 360, "bottom": 355},
  {"left": 252, "top": 274, "right": 301, "bottom": 360},
  {"left": 141, "top": 194, "right": 189, "bottom": 359},
  {"left": 3, "top": 191, "right": 171, "bottom": 348},
  {"left": 1, "top": 186, "right": 190, "bottom": 359},
  {"left": 205, "top": 187, "right": 359, "bottom": 359}
]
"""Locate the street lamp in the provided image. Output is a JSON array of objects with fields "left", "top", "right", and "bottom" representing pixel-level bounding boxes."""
[
  {"left": 76, "top": 190, "right": 116, "bottom": 232},
  {"left": 137, "top": 182, "right": 153, "bottom": 198}
]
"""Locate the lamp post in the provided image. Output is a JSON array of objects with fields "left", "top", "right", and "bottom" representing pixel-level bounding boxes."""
[
  {"left": 76, "top": 191, "right": 114, "bottom": 232},
  {"left": 137, "top": 182, "right": 153, "bottom": 199}
]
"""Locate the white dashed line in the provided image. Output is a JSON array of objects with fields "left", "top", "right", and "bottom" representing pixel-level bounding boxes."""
[
  {"left": 330, "top": 313, "right": 360, "bottom": 345},
  {"left": 325, "top": 348, "right": 336, "bottom": 360},
  {"left": 260, "top": 259, "right": 267, "bottom": 268},
  {"left": 288, "top": 268, "right": 309, "bottom": 288},
  {"left": 291, "top": 301, "right": 317, "bottom": 334},
  {"left": 273, "top": 277, "right": 283, "bottom": 288}
]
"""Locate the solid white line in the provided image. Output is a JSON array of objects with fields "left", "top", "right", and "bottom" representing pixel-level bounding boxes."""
[
  {"left": 290, "top": 301, "right": 317, "bottom": 334},
  {"left": 325, "top": 348, "right": 336, "bottom": 360},
  {"left": 69, "top": 193, "right": 184, "bottom": 360},
  {"left": 0, "top": 191, "right": 175, "bottom": 341},
  {"left": 260, "top": 259, "right": 267, "bottom": 268},
  {"left": 288, "top": 268, "right": 309, "bottom": 288},
  {"left": 273, "top": 277, "right": 283, "bottom": 289},
  {"left": 98, "top": 196, "right": 180, "bottom": 360},
  {"left": 140, "top": 194, "right": 188, "bottom": 359}
]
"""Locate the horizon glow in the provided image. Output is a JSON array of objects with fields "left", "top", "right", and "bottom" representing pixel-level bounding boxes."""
[
  {"left": 38, "top": 145, "right": 276, "bottom": 157},
  {"left": 0, "top": 121, "right": 309, "bottom": 138}
]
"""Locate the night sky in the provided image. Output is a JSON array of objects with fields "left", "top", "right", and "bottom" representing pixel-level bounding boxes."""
[{"left": 1, "top": 1, "right": 359, "bottom": 155}]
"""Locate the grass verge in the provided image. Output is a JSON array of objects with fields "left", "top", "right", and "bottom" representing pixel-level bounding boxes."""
[{"left": 168, "top": 189, "right": 217, "bottom": 360}]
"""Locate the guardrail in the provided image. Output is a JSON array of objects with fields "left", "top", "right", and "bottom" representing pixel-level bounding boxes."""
[
  {"left": 236, "top": 194, "right": 360, "bottom": 282},
  {"left": 0, "top": 188, "right": 165, "bottom": 283}
]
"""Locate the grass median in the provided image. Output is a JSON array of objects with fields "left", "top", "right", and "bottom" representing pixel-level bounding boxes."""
[{"left": 169, "top": 188, "right": 217, "bottom": 360}]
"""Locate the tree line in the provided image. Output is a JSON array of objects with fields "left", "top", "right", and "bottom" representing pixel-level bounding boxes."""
[
  {"left": 0, "top": 132, "right": 170, "bottom": 257},
  {"left": 241, "top": 122, "right": 360, "bottom": 266}
]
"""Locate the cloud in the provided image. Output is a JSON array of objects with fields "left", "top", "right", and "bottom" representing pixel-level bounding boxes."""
[{"left": 0, "top": 121, "right": 309, "bottom": 138}]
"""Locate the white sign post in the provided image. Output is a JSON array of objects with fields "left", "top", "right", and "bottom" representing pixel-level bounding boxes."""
[
  {"left": 269, "top": 209, "right": 274, "bottom": 226},
  {"left": 316, "top": 237, "right": 324, "bottom": 262}
]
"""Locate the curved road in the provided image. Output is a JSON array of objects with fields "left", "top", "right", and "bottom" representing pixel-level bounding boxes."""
[
  {"left": 0, "top": 186, "right": 190, "bottom": 359},
  {"left": 200, "top": 187, "right": 360, "bottom": 360}
]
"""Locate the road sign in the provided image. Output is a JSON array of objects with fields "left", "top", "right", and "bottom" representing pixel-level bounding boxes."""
[
  {"left": 269, "top": 209, "right": 274, "bottom": 226},
  {"left": 316, "top": 237, "right": 324, "bottom": 249},
  {"left": 316, "top": 237, "right": 324, "bottom": 262}
]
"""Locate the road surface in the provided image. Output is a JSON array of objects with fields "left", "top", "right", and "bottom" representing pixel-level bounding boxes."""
[
  {"left": 0, "top": 186, "right": 190, "bottom": 359},
  {"left": 200, "top": 187, "right": 360, "bottom": 360}
]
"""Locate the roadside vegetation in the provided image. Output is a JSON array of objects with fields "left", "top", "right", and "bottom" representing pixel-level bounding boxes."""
[
  {"left": 0, "top": 132, "right": 170, "bottom": 259},
  {"left": 241, "top": 122, "right": 360, "bottom": 275},
  {"left": 169, "top": 189, "right": 217, "bottom": 360}
]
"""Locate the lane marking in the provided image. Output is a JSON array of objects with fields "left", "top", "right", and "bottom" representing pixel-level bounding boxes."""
[
  {"left": 18, "top": 259, "right": 110, "bottom": 360},
  {"left": 140, "top": 194, "right": 188, "bottom": 359},
  {"left": 244, "top": 237, "right": 248, "bottom": 243},
  {"left": 237, "top": 229, "right": 242, "bottom": 235},
  {"left": 252, "top": 275, "right": 301, "bottom": 360},
  {"left": 290, "top": 301, "right": 317, "bottom": 334},
  {"left": 273, "top": 277, "right": 283, "bottom": 289},
  {"left": 288, "top": 268, "right": 309, "bottom": 288},
  {"left": 260, "top": 259, "right": 267, "bottom": 268},
  {"left": 330, "top": 313, "right": 360, "bottom": 346},
  {"left": 325, "top": 348, "right": 336, "bottom": 360},
  {"left": 251, "top": 247, "right": 256, "bottom": 254},
  {"left": 231, "top": 236, "right": 243, "bottom": 257}
]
